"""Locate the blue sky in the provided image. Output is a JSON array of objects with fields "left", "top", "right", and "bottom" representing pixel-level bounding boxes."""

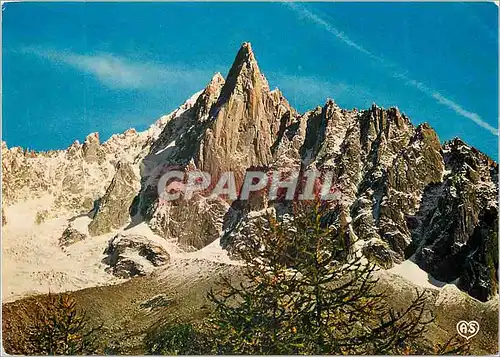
[{"left": 2, "top": 2, "right": 498, "bottom": 159}]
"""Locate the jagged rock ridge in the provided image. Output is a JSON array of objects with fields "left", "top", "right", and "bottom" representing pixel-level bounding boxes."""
[{"left": 2, "top": 42, "right": 497, "bottom": 301}]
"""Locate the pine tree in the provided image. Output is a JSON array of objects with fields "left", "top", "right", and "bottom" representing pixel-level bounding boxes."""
[
  {"left": 26, "top": 293, "right": 102, "bottom": 355},
  {"left": 206, "top": 201, "right": 466, "bottom": 354}
]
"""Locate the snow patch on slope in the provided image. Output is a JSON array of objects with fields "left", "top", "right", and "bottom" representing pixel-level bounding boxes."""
[
  {"left": 384, "top": 256, "right": 455, "bottom": 290},
  {"left": 2, "top": 197, "right": 122, "bottom": 303},
  {"left": 2, "top": 194, "right": 239, "bottom": 303}
]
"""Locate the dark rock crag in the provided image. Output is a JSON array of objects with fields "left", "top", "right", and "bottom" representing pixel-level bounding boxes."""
[
  {"left": 88, "top": 161, "right": 140, "bottom": 236},
  {"left": 103, "top": 234, "right": 170, "bottom": 278}
]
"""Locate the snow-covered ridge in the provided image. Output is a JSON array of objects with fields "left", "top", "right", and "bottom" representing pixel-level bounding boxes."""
[{"left": 2, "top": 91, "right": 209, "bottom": 302}]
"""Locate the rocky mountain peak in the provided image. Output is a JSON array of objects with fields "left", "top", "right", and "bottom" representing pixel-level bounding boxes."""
[
  {"left": 193, "top": 72, "right": 226, "bottom": 121},
  {"left": 218, "top": 42, "right": 269, "bottom": 100},
  {"left": 207, "top": 72, "right": 225, "bottom": 91},
  {"left": 82, "top": 132, "right": 104, "bottom": 163},
  {"left": 195, "top": 42, "right": 289, "bottom": 184}
]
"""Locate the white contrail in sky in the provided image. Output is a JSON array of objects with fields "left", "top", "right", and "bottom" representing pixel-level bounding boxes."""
[
  {"left": 284, "top": 2, "right": 498, "bottom": 136},
  {"left": 284, "top": 2, "right": 382, "bottom": 62},
  {"left": 394, "top": 73, "right": 498, "bottom": 135}
]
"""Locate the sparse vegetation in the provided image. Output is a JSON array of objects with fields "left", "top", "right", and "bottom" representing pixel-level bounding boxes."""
[
  {"left": 145, "top": 202, "right": 470, "bottom": 355},
  {"left": 145, "top": 323, "right": 207, "bottom": 355},
  {"left": 24, "top": 293, "right": 102, "bottom": 355}
]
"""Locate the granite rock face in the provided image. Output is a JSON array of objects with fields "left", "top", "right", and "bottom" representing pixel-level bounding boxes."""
[
  {"left": 88, "top": 161, "right": 140, "bottom": 236},
  {"left": 149, "top": 195, "right": 229, "bottom": 249},
  {"left": 412, "top": 139, "right": 498, "bottom": 301},
  {"left": 82, "top": 133, "right": 105, "bottom": 164},
  {"left": 141, "top": 43, "right": 294, "bottom": 243},
  {"left": 195, "top": 43, "right": 294, "bottom": 185}
]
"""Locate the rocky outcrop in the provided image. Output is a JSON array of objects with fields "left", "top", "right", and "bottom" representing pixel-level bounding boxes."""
[
  {"left": 59, "top": 226, "right": 87, "bottom": 247},
  {"left": 103, "top": 234, "right": 170, "bottom": 278},
  {"left": 2, "top": 144, "right": 53, "bottom": 204},
  {"left": 135, "top": 75, "right": 229, "bottom": 248},
  {"left": 88, "top": 161, "right": 140, "bottom": 236},
  {"left": 149, "top": 195, "right": 229, "bottom": 249},
  {"left": 82, "top": 133, "right": 105, "bottom": 164},
  {"left": 362, "top": 239, "right": 395, "bottom": 269},
  {"left": 301, "top": 100, "right": 355, "bottom": 167},
  {"left": 65, "top": 140, "right": 82, "bottom": 160},
  {"left": 413, "top": 139, "right": 498, "bottom": 301}
]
